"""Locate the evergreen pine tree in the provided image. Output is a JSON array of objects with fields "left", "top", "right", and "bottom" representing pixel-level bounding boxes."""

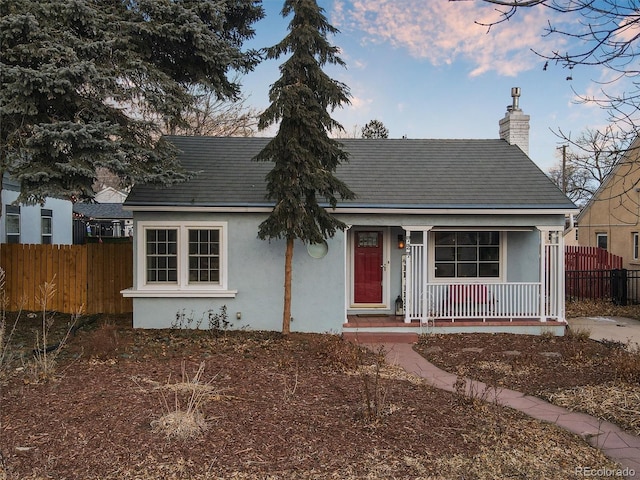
[
  {"left": 0, "top": 0, "right": 263, "bottom": 204},
  {"left": 361, "top": 119, "right": 389, "bottom": 139},
  {"left": 254, "top": 0, "right": 355, "bottom": 334}
]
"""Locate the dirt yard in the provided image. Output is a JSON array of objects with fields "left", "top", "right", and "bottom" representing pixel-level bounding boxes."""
[{"left": 0, "top": 307, "right": 637, "bottom": 479}]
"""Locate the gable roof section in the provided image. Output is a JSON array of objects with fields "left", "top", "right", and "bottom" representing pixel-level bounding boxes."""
[
  {"left": 124, "top": 136, "right": 576, "bottom": 212},
  {"left": 576, "top": 135, "right": 640, "bottom": 223}
]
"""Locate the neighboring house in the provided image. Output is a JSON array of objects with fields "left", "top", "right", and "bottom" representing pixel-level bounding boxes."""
[
  {"left": 122, "top": 89, "right": 577, "bottom": 337},
  {"left": 575, "top": 137, "right": 640, "bottom": 270},
  {"left": 73, "top": 203, "right": 133, "bottom": 243},
  {"left": 564, "top": 224, "right": 580, "bottom": 247},
  {"left": 93, "top": 186, "right": 129, "bottom": 204},
  {"left": 73, "top": 187, "right": 132, "bottom": 243},
  {"left": 1, "top": 174, "right": 73, "bottom": 245}
]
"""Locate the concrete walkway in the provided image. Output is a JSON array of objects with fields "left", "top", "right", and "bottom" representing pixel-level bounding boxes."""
[
  {"left": 376, "top": 342, "right": 640, "bottom": 476},
  {"left": 568, "top": 316, "right": 640, "bottom": 349}
]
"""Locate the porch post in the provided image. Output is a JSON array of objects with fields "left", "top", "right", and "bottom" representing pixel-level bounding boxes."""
[
  {"left": 544, "top": 228, "right": 564, "bottom": 322},
  {"left": 401, "top": 226, "right": 433, "bottom": 324},
  {"left": 344, "top": 225, "right": 352, "bottom": 324},
  {"left": 558, "top": 229, "right": 566, "bottom": 322},
  {"left": 538, "top": 228, "right": 547, "bottom": 322},
  {"left": 536, "top": 227, "right": 564, "bottom": 323},
  {"left": 403, "top": 230, "right": 412, "bottom": 323}
]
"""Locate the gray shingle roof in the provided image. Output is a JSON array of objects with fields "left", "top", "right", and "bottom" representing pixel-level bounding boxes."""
[
  {"left": 73, "top": 203, "right": 132, "bottom": 219},
  {"left": 124, "top": 136, "right": 576, "bottom": 210}
]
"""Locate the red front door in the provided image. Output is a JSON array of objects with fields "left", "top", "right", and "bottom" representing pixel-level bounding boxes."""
[{"left": 354, "top": 231, "right": 383, "bottom": 303}]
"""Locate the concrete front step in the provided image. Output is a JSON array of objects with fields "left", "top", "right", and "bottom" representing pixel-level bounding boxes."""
[{"left": 342, "top": 331, "right": 419, "bottom": 344}]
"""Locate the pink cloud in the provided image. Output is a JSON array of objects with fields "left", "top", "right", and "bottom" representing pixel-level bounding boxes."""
[{"left": 334, "top": 0, "right": 569, "bottom": 77}]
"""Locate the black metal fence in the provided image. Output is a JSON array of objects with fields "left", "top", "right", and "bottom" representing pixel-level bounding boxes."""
[{"left": 566, "top": 269, "right": 640, "bottom": 305}]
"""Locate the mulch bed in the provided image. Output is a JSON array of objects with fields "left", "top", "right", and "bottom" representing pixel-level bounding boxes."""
[
  {"left": 0, "top": 313, "right": 625, "bottom": 479},
  {"left": 413, "top": 331, "right": 632, "bottom": 395}
]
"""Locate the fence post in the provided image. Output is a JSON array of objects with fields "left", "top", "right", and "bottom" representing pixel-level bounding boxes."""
[{"left": 611, "top": 269, "right": 628, "bottom": 306}]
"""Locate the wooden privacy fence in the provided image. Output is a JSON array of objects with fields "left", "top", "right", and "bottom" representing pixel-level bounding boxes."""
[
  {"left": 565, "top": 246, "right": 624, "bottom": 302},
  {"left": 565, "top": 245, "right": 623, "bottom": 270},
  {"left": 0, "top": 243, "right": 133, "bottom": 314}
]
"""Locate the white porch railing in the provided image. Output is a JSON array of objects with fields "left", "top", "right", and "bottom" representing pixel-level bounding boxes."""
[
  {"left": 405, "top": 240, "right": 562, "bottom": 323},
  {"left": 414, "top": 282, "right": 547, "bottom": 321}
]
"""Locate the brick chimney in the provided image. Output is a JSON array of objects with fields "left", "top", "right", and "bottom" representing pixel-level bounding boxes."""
[{"left": 499, "top": 87, "right": 530, "bottom": 156}]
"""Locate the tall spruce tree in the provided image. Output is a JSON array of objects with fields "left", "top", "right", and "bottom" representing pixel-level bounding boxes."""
[
  {"left": 0, "top": 0, "right": 263, "bottom": 205},
  {"left": 254, "top": 0, "right": 354, "bottom": 334}
]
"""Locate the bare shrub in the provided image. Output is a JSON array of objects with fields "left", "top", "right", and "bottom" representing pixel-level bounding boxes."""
[
  {"left": 281, "top": 365, "right": 299, "bottom": 402},
  {"left": 358, "top": 345, "right": 389, "bottom": 424},
  {"left": 565, "top": 325, "right": 592, "bottom": 341},
  {"left": 83, "top": 322, "right": 121, "bottom": 359},
  {"left": 310, "top": 333, "right": 362, "bottom": 371},
  {"left": 26, "top": 277, "right": 81, "bottom": 383},
  {"left": 150, "top": 361, "right": 213, "bottom": 440},
  {"left": 0, "top": 268, "right": 21, "bottom": 380}
]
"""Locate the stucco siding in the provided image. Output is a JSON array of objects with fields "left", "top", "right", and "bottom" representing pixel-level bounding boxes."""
[
  {"left": 129, "top": 212, "right": 346, "bottom": 332},
  {"left": 128, "top": 210, "right": 566, "bottom": 332},
  {"left": 506, "top": 231, "right": 540, "bottom": 282}
]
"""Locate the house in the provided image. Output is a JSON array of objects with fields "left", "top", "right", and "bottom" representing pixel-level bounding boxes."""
[
  {"left": 73, "top": 187, "right": 132, "bottom": 243},
  {"left": 122, "top": 89, "right": 578, "bottom": 338},
  {"left": 93, "top": 186, "right": 129, "bottom": 204},
  {"left": 1, "top": 174, "right": 73, "bottom": 245},
  {"left": 73, "top": 203, "right": 133, "bottom": 243},
  {"left": 575, "top": 137, "right": 640, "bottom": 270}
]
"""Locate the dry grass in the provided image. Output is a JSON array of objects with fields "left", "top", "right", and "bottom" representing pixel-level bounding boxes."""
[
  {"left": 566, "top": 298, "right": 640, "bottom": 320},
  {"left": 542, "top": 382, "right": 640, "bottom": 435},
  {"left": 150, "top": 361, "right": 215, "bottom": 440}
]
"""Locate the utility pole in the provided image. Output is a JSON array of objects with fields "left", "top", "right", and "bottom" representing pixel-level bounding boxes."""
[{"left": 559, "top": 144, "right": 568, "bottom": 194}]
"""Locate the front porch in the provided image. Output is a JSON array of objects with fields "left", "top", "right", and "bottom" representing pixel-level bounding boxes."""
[
  {"left": 343, "top": 225, "right": 567, "bottom": 341},
  {"left": 342, "top": 314, "right": 567, "bottom": 343}
]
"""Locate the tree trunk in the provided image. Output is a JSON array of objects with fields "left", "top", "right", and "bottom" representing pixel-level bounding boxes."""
[{"left": 282, "top": 237, "right": 294, "bottom": 335}]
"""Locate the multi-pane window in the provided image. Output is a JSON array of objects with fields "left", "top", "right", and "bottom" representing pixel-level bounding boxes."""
[
  {"left": 634, "top": 233, "right": 639, "bottom": 261},
  {"left": 6, "top": 205, "right": 20, "bottom": 244},
  {"left": 146, "top": 229, "right": 178, "bottom": 282},
  {"left": 434, "top": 231, "right": 500, "bottom": 278},
  {"left": 41, "top": 209, "right": 52, "bottom": 244},
  {"left": 188, "top": 229, "right": 220, "bottom": 283},
  {"left": 596, "top": 233, "right": 608, "bottom": 251},
  {"left": 141, "top": 223, "right": 226, "bottom": 289}
]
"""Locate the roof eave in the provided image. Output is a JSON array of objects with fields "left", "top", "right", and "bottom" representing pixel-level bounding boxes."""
[{"left": 124, "top": 203, "right": 579, "bottom": 216}]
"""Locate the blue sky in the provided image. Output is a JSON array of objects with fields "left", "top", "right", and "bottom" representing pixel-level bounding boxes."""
[{"left": 240, "top": 0, "right": 618, "bottom": 172}]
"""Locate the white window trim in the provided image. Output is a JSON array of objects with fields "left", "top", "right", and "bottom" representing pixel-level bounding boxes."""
[
  {"left": 428, "top": 230, "right": 506, "bottom": 283},
  {"left": 128, "top": 220, "right": 237, "bottom": 298},
  {"left": 41, "top": 209, "right": 53, "bottom": 244},
  {"left": 6, "top": 207, "right": 20, "bottom": 243}
]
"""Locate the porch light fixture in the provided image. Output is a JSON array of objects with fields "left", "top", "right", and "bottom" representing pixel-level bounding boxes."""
[
  {"left": 397, "top": 234, "right": 405, "bottom": 249},
  {"left": 395, "top": 295, "right": 404, "bottom": 315}
]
